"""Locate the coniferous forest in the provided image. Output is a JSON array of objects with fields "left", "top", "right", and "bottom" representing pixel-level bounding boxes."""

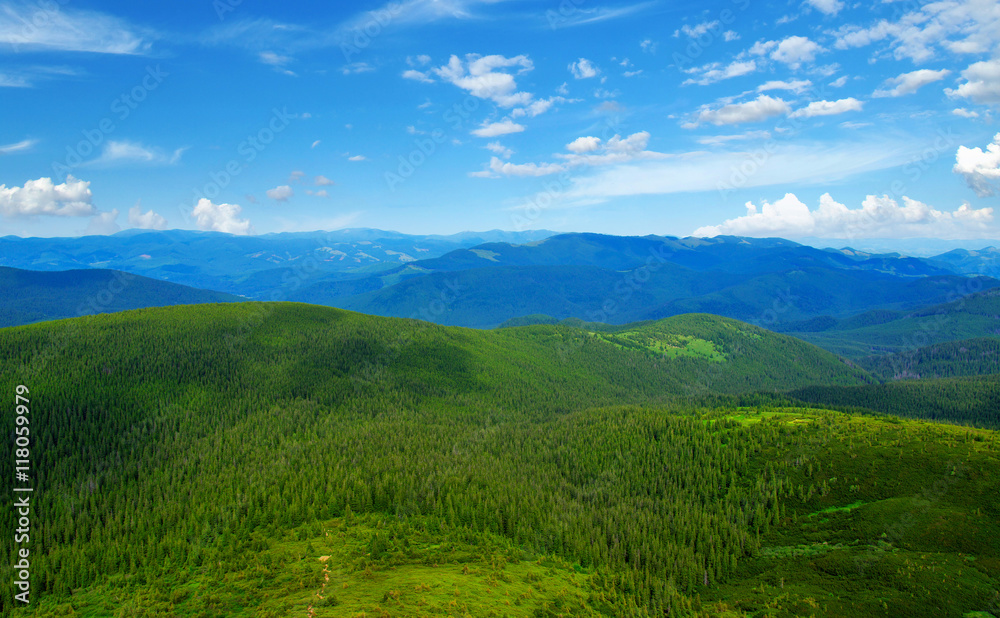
[{"left": 1, "top": 303, "right": 998, "bottom": 617}]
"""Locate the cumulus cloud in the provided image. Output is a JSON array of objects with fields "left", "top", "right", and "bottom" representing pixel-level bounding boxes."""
[
  {"left": 693, "top": 192, "right": 993, "bottom": 239},
  {"left": 771, "top": 36, "right": 823, "bottom": 67},
  {"left": 481, "top": 158, "right": 565, "bottom": 177},
  {"left": 433, "top": 54, "right": 534, "bottom": 107},
  {"left": 682, "top": 60, "right": 757, "bottom": 86},
  {"left": 315, "top": 175, "right": 335, "bottom": 186},
  {"left": 474, "top": 131, "right": 666, "bottom": 178},
  {"left": 348, "top": 154, "right": 367, "bottom": 161},
  {"left": 954, "top": 133, "right": 1000, "bottom": 197},
  {"left": 128, "top": 202, "right": 168, "bottom": 229},
  {"left": 946, "top": 59, "right": 1000, "bottom": 106},
  {"left": 566, "top": 136, "right": 602, "bottom": 154},
  {"left": 805, "top": 0, "right": 843, "bottom": 16},
  {"left": 874, "top": 69, "right": 950, "bottom": 98},
  {"left": 686, "top": 95, "right": 790, "bottom": 127},
  {"left": 0, "top": 175, "right": 95, "bottom": 217},
  {"left": 757, "top": 79, "right": 813, "bottom": 94},
  {"left": 752, "top": 36, "right": 823, "bottom": 68},
  {"left": 569, "top": 58, "right": 599, "bottom": 79},
  {"left": 402, "top": 69, "right": 434, "bottom": 83},
  {"left": 952, "top": 108, "right": 980, "bottom": 118},
  {"left": 266, "top": 185, "right": 294, "bottom": 202},
  {"left": 471, "top": 118, "right": 525, "bottom": 138},
  {"left": 832, "top": 1, "right": 1000, "bottom": 62},
  {"left": 485, "top": 142, "right": 513, "bottom": 158},
  {"left": 789, "top": 97, "right": 863, "bottom": 118},
  {"left": 191, "top": 198, "right": 254, "bottom": 235},
  {"left": 84, "top": 209, "right": 121, "bottom": 235},
  {"left": 676, "top": 21, "right": 720, "bottom": 38}
]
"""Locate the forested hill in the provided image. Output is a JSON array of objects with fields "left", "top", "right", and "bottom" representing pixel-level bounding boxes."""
[
  {"left": 0, "top": 266, "right": 242, "bottom": 327},
  {"left": 1, "top": 304, "right": 998, "bottom": 617}
]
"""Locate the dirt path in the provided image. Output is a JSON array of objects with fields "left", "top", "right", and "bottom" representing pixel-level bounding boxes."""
[{"left": 306, "top": 555, "right": 332, "bottom": 618}]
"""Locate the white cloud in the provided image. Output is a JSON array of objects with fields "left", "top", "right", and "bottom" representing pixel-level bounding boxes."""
[
  {"left": 682, "top": 60, "right": 757, "bottom": 86},
  {"left": 484, "top": 157, "right": 566, "bottom": 177},
  {"left": 402, "top": 69, "right": 434, "bottom": 83},
  {"left": 342, "top": 62, "right": 375, "bottom": 75},
  {"left": 829, "top": 76, "right": 848, "bottom": 88},
  {"left": 260, "top": 51, "right": 292, "bottom": 66},
  {"left": 315, "top": 175, "right": 335, "bottom": 186},
  {"left": 693, "top": 192, "right": 993, "bottom": 239},
  {"left": 0, "top": 139, "right": 37, "bottom": 154},
  {"left": 305, "top": 189, "right": 330, "bottom": 198},
  {"left": 789, "top": 97, "right": 863, "bottom": 118},
  {"left": 831, "top": 1, "right": 1000, "bottom": 62},
  {"left": 873, "top": 69, "right": 950, "bottom": 98},
  {"left": 191, "top": 198, "right": 254, "bottom": 235},
  {"left": 566, "top": 136, "right": 602, "bottom": 154},
  {"left": 348, "top": 154, "right": 367, "bottom": 161},
  {"left": 89, "top": 140, "right": 184, "bottom": 166},
  {"left": 723, "top": 30, "right": 739, "bottom": 42},
  {"left": 288, "top": 170, "right": 306, "bottom": 183},
  {"left": 0, "top": 5, "right": 151, "bottom": 54},
  {"left": 471, "top": 118, "right": 525, "bottom": 138},
  {"left": 696, "top": 130, "right": 771, "bottom": 146},
  {"left": 0, "top": 175, "right": 95, "bottom": 217},
  {"left": 266, "top": 185, "right": 294, "bottom": 202},
  {"left": 947, "top": 59, "right": 1000, "bottom": 106},
  {"left": 640, "top": 38, "right": 657, "bottom": 53},
  {"left": 550, "top": 139, "right": 916, "bottom": 206},
  {"left": 569, "top": 58, "right": 599, "bottom": 79},
  {"left": 486, "top": 142, "right": 513, "bottom": 158},
  {"left": 433, "top": 54, "right": 534, "bottom": 107},
  {"left": 805, "top": 0, "right": 844, "bottom": 16},
  {"left": 478, "top": 131, "right": 666, "bottom": 178},
  {"left": 952, "top": 108, "right": 980, "bottom": 118},
  {"left": 757, "top": 79, "right": 813, "bottom": 94},
  {"left": 686, "top": 95, "right": 791, "bottom": 127},
  {"left": 769, "top": 36, "right": 823, "bottom": 67},
  {"left": 128, "top": 202, "right": 167, "bottom": 229},
  {"left": 509, "top": 96, "right": 572, "bottom": 119},
  {"left": 676, "top": 21, "right": 719, "bottom": 38},
  {"left": 555, "top": 131, "right": 669, "bottom": 166},
  {"left": 84, "top": 209, "right": 121, "bottom": 235},
  {"left": 311, "top": 140, "right": 322, "bottom": 148},
  {"left": 954, "top": 133, "right": 1000, "bottom": 197}
]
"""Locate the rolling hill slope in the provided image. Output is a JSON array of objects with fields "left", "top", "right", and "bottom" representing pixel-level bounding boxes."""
[
  {"left": 0, "top": 266, "right": 242, "bottom": 327},
  {"left": 0, "top": 303, "right": 997, "bottom": 617},
  {"left": 788, "top": 287, "right": 1000, "bottom": 358}
]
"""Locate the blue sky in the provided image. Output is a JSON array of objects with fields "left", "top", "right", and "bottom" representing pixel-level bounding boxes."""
[{"left": 1, "top": 0, "right": 999, "bottom": 243}]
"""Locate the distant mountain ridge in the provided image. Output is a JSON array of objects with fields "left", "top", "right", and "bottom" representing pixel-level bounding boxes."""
[{"left": 0, "top": 266, "right": 242, "bottom": 327}]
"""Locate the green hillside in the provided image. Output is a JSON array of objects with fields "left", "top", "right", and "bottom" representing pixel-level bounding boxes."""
[
  {"left": 858, "top": 337, "right": 1000, "bottom": 380},
  {"left": 0, "top": 266, "right": 243, "bottom": 327},
  {"left": 790, "top": 288, "right": 1000, "bottom": 359},
  {"left": 0, "top": 304, "right": 997, "bottom": 617},
  {"left": 790, "top": 373, "right": 1000, "bottom": 429}
]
